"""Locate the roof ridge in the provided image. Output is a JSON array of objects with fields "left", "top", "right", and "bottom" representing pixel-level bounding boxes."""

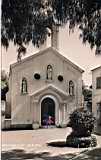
[
  {"left": 91, "top": 65, "right": 101, "bottom": 71},
  {"left": 10, "top": 47, "right": 84, "bottom": 73}
]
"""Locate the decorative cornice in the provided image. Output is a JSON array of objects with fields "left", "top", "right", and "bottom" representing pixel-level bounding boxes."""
[{"left": 29, "top": 84, "right": 68, "bottom": 98}]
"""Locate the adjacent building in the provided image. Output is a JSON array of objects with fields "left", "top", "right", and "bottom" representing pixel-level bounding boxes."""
[{"left": 92, "top": 66, "right": 101, "bottom": 134}]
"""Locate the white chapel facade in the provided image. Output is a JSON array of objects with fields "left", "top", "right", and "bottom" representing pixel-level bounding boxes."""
[
  {"left": 5, "top": 28, "right": 84, "bottom": 129},
  {"left": 6, "top": 47, "right": 84, "bottom": 129}
]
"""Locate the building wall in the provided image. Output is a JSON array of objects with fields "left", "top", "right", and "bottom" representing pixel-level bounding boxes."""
[
  {"left": 7, "top": 48, "right": 83, "bottom": 126},
  {"left": 92, "top": 67, "right": 101, "bottom": 115},
  {"left": 92, "top": 66, "right": 101, "bottom": 134}
]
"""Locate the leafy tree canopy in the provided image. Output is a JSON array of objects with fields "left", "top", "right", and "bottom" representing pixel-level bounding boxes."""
[
  {"left": 1, "top": 0, "right": 101, "bottom": 52},
  {"left": 1, "top": 70, "right": 9, "bottom": 101}
]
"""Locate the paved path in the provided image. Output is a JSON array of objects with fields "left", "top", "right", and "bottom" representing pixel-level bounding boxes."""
[
  {"left": 72, "top": 147, "right": 101, "bottom": 160},
  {"left": 1, "top": 127, "right": 101, "bottom": 160}
]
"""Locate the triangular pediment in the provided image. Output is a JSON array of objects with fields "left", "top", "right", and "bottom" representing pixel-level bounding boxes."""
[
  {"left": 10, "top": 47, "right": 84, "bottom": 73},
  {"left": 30, "top": 84, "right": 68, "bottom": 101}
]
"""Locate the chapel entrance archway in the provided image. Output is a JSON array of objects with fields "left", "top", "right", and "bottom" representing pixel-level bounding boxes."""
[{"left": 41, "top": 97, "right": 55, "bottom": 126}]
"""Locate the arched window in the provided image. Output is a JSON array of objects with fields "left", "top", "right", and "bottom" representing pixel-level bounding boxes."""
[
  {"left": 69, "top": 80, "right": 74, "bottom": 96},
  {"left": 46, "top": 65, "right": 53, "bottom": 80},
  {"left": 21, "top": 78, "right": 28, "bottom": 94}
]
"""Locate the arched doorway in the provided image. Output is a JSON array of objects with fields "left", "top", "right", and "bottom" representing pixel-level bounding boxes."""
[{"left": 41, "top": 97, "right": 55, "bottom": 126}]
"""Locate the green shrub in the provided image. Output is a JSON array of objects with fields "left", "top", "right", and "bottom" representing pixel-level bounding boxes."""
[
  {"left": 69, "top": 109, "right": 95, "bottom": 137},
  {"left": 66, "top": 108, "right": 97, "bottom": 148}
]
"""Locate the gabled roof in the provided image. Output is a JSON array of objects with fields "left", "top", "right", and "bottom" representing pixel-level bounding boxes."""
[
  {"left": 10, "top": 47, "right": 84, "bottom": 73},
  {"left": 91, "top": 65, "right": 101, "bottom": 71}
]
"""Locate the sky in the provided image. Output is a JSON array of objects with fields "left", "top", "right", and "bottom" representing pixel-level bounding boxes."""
[{"left": 1, "top": 26, "right": 101, "bottom": 86}]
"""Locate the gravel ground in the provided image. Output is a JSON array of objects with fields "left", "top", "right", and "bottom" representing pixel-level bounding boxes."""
[{"left": 1, "top": 127, "right": 101, "bottom": 160}]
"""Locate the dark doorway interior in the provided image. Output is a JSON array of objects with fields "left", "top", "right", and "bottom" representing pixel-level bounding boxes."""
[{"left": 41, "top": 97, "right": 55, "bottom": 125}]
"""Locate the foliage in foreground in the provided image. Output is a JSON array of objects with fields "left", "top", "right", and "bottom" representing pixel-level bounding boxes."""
[
  {"left": 1, "top": 70, "right": 9, "bottom": 101},
  {"left": 69, "top": 109, "right": 95, "bottom": 137},
  {"left": 66, "top": 108, "right": 97, "bottom": 148},
  {"left": 1, "top": 0, "right": 101, "bottom": 52}
]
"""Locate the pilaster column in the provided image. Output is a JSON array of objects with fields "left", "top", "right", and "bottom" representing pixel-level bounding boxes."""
[
  {"left": 60, "top": 102, "right": 67, "bottom": 127},
  {"left": 32, "top": 100, "right": 38, "bottom": 123},
  {"left": 63, "top": 103, "right": 67, "bottom": 124},
  {"left": 31, "top": 99, "right": 40, "bottom": 129},
  {"left": 66, "top": 104, "right": 69, "bottom": 123},
  {"left": 59, "top": 103, "right": 63, "bottom": 125}
]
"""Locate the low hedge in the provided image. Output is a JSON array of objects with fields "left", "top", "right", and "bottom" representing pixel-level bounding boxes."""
[{"left": 66, "top": 134, "right": 97, "bottom": 148}]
